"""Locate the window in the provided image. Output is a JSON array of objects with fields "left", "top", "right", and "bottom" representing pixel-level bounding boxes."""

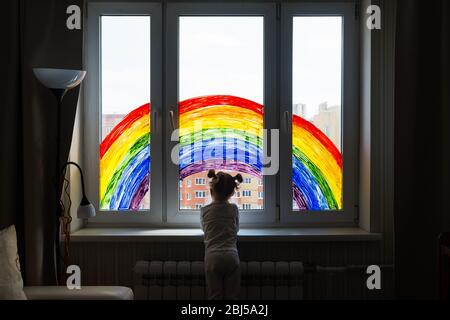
[
  {"left": 291, "top": 16, "right": 343, "bottom": 211},
  {"left": 242, "top": 190, "right": 252, "bottom": 197},
  {"left": 177, "top": 16, "right": 264, "bottom": 211},
  {"left": 99, "top": 16, "right": 151, "bottom": 211},
  {"left": 86, "top": 2, "right": 358, "bottom": 226},
  {"left": 195, "top": 178, "right": 206, "bottom": 185},
  {"left": 280, "top": 3, "right": 359, "bottom": 224},
  {"left": 195, "top": 191, "right": 206, "bottom": 199},
  {"left": 85, "top": 3, "right": 163, "bottom": 224},
  {"left": 166, "top": 3, "right": 277, "bottom": 224}
]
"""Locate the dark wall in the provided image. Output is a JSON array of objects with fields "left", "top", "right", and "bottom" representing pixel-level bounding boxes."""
[{"left": 71, "top": 240, "right": 394, "bottom": 299}]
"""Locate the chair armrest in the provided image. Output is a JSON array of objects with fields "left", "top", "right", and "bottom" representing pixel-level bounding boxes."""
[{"left": 24, "top": 286, "right": 134, "bottom": 300}]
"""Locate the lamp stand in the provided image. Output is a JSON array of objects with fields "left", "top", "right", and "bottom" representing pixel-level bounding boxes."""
[
  {"left": 52, "top": 88, "right": 67, "bottom": 286},
  {"left": 32, "top": 68, "right": 87, "bottom": 286}
]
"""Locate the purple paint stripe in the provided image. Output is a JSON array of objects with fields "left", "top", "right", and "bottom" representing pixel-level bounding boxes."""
[
  {"left": 293, "top": 185, "right": 308, "bottom": 210},
  {"left": 130, "top": 174, "right": 149, "bottom": 210},
  {"left": 180, "top": 160, "right": 261, "bottom": 180}
]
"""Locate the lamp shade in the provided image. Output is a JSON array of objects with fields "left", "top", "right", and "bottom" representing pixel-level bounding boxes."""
[
  {"left": 33, "top": 68, "right": 86, "bottom": 90},
  {"left": 77, "top": 203, "right": 96, "bottom": 219}
]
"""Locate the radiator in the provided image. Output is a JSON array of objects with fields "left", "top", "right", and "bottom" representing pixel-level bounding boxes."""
[{"left": 133, "top": 261, "right": 304, "bottom": 300}]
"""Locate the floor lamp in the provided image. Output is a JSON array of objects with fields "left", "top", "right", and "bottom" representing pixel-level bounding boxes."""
[{"left": 33, "top": 68, "right": 91, "bottom": 284}]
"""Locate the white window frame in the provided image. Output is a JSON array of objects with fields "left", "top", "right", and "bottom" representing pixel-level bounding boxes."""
[
  {"left": 84, "top": 2, "right": 163, "bottom": 225},
  {"left": 280, "top": 3, "right": 359, "bottom": 226},
  {"left": 83, "top": 1, "right": 361, "bottom": 228},
  {"left": 165, "top": 2, "right": 277, "bottom": 225}
]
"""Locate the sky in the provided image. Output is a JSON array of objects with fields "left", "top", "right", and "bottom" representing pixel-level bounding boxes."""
[
  {"left": 101, "top": 15, "right": 342, "bottom": 120},
  {"left": 101, "top": 16, "right": 151, "bottom": 115},
  {"left": 179, "top": 16, "right": 264, "bottom": 104},
  {"left": 293, "top": 16, "right": 342, "bottom": 119}
]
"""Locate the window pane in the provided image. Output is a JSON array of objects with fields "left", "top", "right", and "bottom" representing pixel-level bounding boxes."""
[
  {"left": 99, "top": 16, "right": 150, "bottom": 211},
  {"left": 178, "top": 16, "right": 264, "bottom": 210},
  {"left": 292, "top": 17, "right": 343, "bottom": 211}
]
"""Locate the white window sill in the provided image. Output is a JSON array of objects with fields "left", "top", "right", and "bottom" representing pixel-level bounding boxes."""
[{"left": 70, "top": 227, "right": 381, "bottom": 243}]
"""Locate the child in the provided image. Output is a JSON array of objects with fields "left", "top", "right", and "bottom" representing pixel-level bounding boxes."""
[{"left": 200, "top": 169, "right": 243, "bottom": 300}]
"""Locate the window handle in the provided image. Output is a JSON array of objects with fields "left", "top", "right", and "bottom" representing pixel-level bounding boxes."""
[{"left": 169, "top": 110, "right": 176, "bottom": 130}]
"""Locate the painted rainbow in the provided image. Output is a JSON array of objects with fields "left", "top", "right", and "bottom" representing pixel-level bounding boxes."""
[
  {"left": 100, "top": 103, "right": 150, "bottom": 210},
  {"left": 98, "top": 95, "right": 342, "bottom": 212},
  {"left": 178, "top": 95, "right": 264, "bottom": 180},
  {"left": 292, "top": 115, "right": 342, "bottom": 210}
]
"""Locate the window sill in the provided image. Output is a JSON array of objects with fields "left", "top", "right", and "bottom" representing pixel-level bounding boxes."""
[{"left": 70, "top": 227, "right": 381, "bottom": 243}]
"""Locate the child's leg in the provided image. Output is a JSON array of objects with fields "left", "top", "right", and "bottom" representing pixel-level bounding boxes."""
[
  {"left": 205, "top": 252, "right": 224, "bottom": 300},
  {"left": 223, "top": 253, "right": 240, "bottom": 300}
]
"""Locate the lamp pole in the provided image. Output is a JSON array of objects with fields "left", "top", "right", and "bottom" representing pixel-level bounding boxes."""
[{"left": 52, "top": 88, "right": 66, "bottom": 285}]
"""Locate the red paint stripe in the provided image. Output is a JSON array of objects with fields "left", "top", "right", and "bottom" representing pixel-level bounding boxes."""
[
  {"left": 293, "top": 115, "right": 342, "bottom": 168},
  {"left": 179, "top": 95, "right": 263, "bottom": 115},
  {"left": 100, "top": 103, "right": 150, "bottom": 159}
]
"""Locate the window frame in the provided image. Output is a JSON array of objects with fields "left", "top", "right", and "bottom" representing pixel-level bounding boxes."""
[
  {"left": 83, "top": 1, "right": 360, "bottom": 227},
  {"left": 280, "top": 2, "right": 359, "bottom": 226},
  {"left": 84, "top": 2, "right": 163, "bottom": 224},
  {"left": 164, "top": 2, "right": 278, "bottom": 225}
]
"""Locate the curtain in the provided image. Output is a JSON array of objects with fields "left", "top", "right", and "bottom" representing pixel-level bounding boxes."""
[
  {"left": 395, "top": 0, "right": 450, "bottom": 298},
  {"left": 0, "top": 0, "right": 83, "bottom": 285}
]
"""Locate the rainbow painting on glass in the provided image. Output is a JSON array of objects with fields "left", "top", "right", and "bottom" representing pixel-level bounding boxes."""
[
  {"left": 100, "top": 103, "right": 150, "bottom": 210},
  {"left": 98, "top": 96, "right": 343, "bottom": 211},
  {"left": 292, "top": 114, "right": 342, "bottom": 211},
  {"left": 178, "top": 95, "right": 263, "bottom": 181}
]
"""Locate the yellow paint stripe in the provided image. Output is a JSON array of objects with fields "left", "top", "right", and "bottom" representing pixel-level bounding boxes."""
[{"left": 179, "top": 105, "right": 263, "bottom": 138}]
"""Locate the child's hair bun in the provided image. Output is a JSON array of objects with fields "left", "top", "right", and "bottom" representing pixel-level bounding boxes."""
[
  {"left": 207, "top": 169, "right": 217, "bottom": 179},
  {"left": 234, "top": 174, "right": 243, "bottom": 183}
]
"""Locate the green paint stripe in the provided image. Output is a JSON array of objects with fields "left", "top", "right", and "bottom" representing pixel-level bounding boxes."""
[{"left": 180, "top": 128, "right": 263, "bottom": 149}]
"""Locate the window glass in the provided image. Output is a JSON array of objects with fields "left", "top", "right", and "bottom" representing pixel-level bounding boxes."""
[
  {"left": 100, "top": 16, "right": 151, "bottom": 211},
  {"left": 292, "top": 17, "right": 343, "bottom": 211},
  {"left": 178, "top": 16, "right": 264, "bottom": 210}
]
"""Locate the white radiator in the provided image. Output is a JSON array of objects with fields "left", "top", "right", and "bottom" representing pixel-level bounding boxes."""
[{"left": 133, "top": 261, "right": 304, "bottom": 300}]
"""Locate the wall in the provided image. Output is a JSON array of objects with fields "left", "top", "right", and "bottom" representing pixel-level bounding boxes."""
[
  {"left": 70, "top": 240, "right": 393, "bottom": 299},
  {"left": 65, "top": 87, "right": 85, "bottom": 232}
]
